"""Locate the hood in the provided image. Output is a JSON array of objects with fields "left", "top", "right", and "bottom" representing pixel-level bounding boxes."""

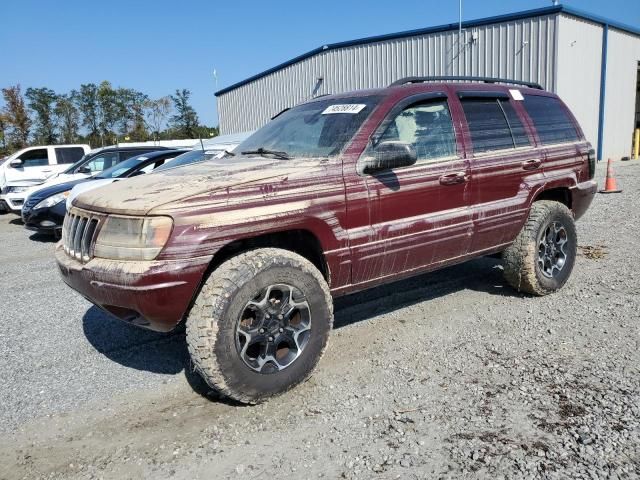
[
  {"left": 74, "top": 156, "right": 325, "bottom": 216},
  {"left": 27, "top": 178, "right": 89, "bottom": 202},
  {"left": 67, "top": 178, "right": 115, "bottom": 209},
  {"left": 42, "top": 172, "right": 89, "bottom": 186}
]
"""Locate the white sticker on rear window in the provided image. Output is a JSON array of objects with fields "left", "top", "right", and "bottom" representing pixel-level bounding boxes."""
[
  {"left": 509, "top": 89, "right": 524, "bottom": 101},
  {"left": 321, "top": 104, "right": 367, "bottom": 115}
]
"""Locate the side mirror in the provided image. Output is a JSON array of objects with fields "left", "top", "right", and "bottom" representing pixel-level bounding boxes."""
[
  {"left": 362, "top": 141, "right": 417, "bottom": 174},
  {"left": 77, "top": 166, "right": 91, "bottom": 175},
  {"left": 9, "top": 159, "right": 23, "bottom": 168}
]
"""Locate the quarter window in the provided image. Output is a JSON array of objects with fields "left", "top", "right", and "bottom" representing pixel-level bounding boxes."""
[
  {"left": 377, "top": 100, "right": 457, "bottom": 163},
  {"left": 17, "top": 148, "right": 49, "bottom": 167},
  {"left": 523, "top": 95, "right": 580, "bottom": 145},
  {"left": 461, "top": 98, "right": 531, "bottom": 153}
]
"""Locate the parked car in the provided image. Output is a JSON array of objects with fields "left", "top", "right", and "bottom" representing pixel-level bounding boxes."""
[
  {"left": 0, "top": 144, "right": 90, "bottom": 212},
  {"left": 56, "top": 77, "right": 597, "bottom": 403},
  {"left": 22, "top": 149, "right": 186, "bottom": 236},
  {"left": 152, "top": 131, "right": 253, "bottom": 173},
  {"left": 2, "top": 145, "right": 169, "bottom": 214}
]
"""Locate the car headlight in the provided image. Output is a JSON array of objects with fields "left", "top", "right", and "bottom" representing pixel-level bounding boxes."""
[
  {"left": 7, "top": 186, "right": 28, "bottom": 194},
  {"left": 94, "top": 216, "right": 173, "bottom": 261},
  {"left": 34, "top": 191, "right": 70, "bottom": 209}
]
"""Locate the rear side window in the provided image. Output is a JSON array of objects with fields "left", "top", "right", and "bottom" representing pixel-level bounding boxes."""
[
  {"left": 120, "top": 150, "right": 153, "bottom": 160},
  {"left": 523, "top": 95, "right": 580, "bottom": 145},
  {"left": 55, "top": 147, "right": 85, "bottom": 164},
  {"left": 461, "top": 98, "right": 531, "bottom": 153},
  {"left": 17, "top": 148, "right": 49, "bottom": 167}
]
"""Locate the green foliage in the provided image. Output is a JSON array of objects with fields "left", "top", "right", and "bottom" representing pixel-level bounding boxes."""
[
  {"left": 55, "top": 93, "right": 80, "bottom": 144},
  {"left": 169, "top": 89, "right": 199, "bottom": 138},
  {"left": 25, "top": 87, "right": 58, "bottom": 144},
  {"left": 1, "top": 85, "right": 31, "bottom": 149},
  {"left": 0, "top": 82, "right": 217, "bottom": 151}
]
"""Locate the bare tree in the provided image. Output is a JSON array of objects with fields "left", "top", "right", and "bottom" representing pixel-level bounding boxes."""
[{"left": 144, "top": 97, "right": 172, "bottom": 141}]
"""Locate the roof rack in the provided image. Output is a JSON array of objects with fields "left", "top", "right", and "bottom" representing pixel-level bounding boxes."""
[{"left": 390, "top": 76, "right": 543, "bottom": 90}]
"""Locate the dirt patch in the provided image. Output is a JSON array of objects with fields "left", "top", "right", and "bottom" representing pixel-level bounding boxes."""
[{"left": 578, "top": 244, "right": 608, "bottom": 259}]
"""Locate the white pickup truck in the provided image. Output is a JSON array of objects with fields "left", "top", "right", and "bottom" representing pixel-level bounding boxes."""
[{"left": 0, "top": 144, "right": 90, "bottom": 212}]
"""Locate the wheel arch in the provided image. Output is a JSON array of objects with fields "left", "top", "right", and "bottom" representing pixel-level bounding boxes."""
[{"left": 206, "top": 228, "right": 330, "bottom": 283}]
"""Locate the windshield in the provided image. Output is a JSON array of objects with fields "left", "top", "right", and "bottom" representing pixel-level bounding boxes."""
[
  {"left": 238, "top": 95, "right": 381, "bottom": 159},
  {"left": 95, "top": 154, "right": 151, "bottom": 179},
  {"left": 155, "top": 149, "right": 218, "bottom": 171}
]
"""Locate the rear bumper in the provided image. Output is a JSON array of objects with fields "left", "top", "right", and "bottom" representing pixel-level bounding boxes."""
[
  {"left": 571, "top": 180, "right": 597, "bottom": 220},
  {"left": 55, "top": 245, "right": 212, "bottom": 332}
]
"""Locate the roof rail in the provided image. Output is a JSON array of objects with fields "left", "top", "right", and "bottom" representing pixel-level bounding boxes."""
[{"left": 390, "top": 76, "right": 543, "bottom": 90}]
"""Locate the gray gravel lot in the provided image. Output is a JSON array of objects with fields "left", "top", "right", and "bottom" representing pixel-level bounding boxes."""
[{"left": 0, "top": 161, "right": 638, "bottom": 479}]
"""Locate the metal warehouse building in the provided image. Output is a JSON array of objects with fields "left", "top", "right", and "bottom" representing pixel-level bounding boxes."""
[{"left": 215, "top": 5, "right": 640, "bottom": 161}]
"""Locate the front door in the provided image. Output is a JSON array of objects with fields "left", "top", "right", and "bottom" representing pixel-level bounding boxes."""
[
  {"left": 349, "top": 95, "right": 473, "bottom": 286},
  {"left": 5, "top": 147, "right": 53, "bottom": 184}
]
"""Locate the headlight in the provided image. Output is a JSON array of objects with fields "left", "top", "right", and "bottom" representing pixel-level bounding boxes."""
[
  {"left": 7, "top": 186, "right": 28, "bottom": 193},
  {"left": 94, "top": 216, "right": 173, "bottom": 261},
  {"left": 34, "top": 191, "right": 70, "bottom": 209}
]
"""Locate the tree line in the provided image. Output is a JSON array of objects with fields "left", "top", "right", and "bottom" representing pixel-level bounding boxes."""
[{"left": 0, "top": 82, "right": 218, "bottom": 156}]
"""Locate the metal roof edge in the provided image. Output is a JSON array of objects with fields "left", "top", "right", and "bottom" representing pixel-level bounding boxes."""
[
  {"left": 215, "top": 4, "right": 638, "bottom": 97},
  {"left": 558, "top": 5, "right": 640, "bottom": 37}
]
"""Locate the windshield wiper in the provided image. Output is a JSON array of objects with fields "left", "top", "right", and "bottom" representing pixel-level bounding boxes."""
[
  {"left": 221, "top": 150, "right": 235, "bottom": 158},
  {"left": 241, "top": 147, "right": 290, "bottom": 160}
]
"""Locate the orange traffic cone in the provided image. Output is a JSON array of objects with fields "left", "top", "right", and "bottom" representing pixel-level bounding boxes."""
[{"left": 599, "top": 158, "right": 622, "bottom": 194}]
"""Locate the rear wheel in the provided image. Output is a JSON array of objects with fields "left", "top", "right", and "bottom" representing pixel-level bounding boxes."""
[
  {"left": 502, "top": 200, "right": 577, "bottom": 295},
  {"left": 186, "top": 248, "right": 333, "bottom": 403}
]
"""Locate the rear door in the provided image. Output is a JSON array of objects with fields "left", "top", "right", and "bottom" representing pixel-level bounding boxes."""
[
  {"left": 520, "top": 94, "right": 584, "bottom": 181},
  {"left": 458, "top": 91, "right": 540, "bottom": 253},
  {"left": 54, "top": 147, "right": 86, "bottom": 170},
  {"left": 350, "top": 93, "right": 473, "bottom": 285}
]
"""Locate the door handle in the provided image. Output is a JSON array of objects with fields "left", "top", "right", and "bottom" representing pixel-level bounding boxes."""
[
  {"left": 522, "top": 159, "right": 542, "bottom": 170},
  {"left": 439, "top": 172, "right": 469, "bottom": 186}
]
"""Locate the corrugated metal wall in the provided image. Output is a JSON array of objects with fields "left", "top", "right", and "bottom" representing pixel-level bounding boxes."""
[
  {"left": 602, "top": 29, "right": 640, "bottom": 159},
  {"left": 555, "top": 15, "right": 603, "bottom": 150},
  {"left": 218, "top": 14, "right": 559, "bottom": 134}
]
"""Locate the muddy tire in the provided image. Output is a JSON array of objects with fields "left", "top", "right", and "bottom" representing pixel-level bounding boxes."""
[
  {"left": 186, "top": 248, "right": 333, "bottom": 404},
  {"left": 502, "top": 200, "right": 577, "bottom": 296}
]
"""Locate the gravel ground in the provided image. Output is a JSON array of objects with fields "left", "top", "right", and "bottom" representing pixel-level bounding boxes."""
[{"left": 0, "top": 161, "right": 638, "bottom": 479}]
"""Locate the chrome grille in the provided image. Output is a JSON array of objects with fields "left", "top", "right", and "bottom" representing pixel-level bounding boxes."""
[{"left": 62, "top": 208, "right": 101, "bottom": 262}]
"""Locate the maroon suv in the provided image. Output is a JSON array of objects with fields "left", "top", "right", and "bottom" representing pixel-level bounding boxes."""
[{"left": 56, "top": 77, "right": 597, "bottom": 403}]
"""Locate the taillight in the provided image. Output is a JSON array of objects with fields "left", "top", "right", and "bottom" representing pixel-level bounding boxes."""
[{"left": 587, "top": 149, "right": 596, "bottom": 179}]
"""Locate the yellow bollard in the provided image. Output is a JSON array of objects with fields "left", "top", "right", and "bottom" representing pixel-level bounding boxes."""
[{"left": 634, "top": 128, "right": 640, "bottom": 160}]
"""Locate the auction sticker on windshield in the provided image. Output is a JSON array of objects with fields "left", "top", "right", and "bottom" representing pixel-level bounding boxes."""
[{"left": 322, "top": 104, "right": 367, "bottom": 114}]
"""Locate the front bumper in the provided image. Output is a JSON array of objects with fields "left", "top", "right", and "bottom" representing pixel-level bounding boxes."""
[
  {"left": 0, "top": 193, "right": 24, "bottom": 212},
  {"left": 22, "top": 201, "right": 66, "bottom": 234},
  {"left": 570, "top": 180, "right": 597, "bottom": 220},
  {"left": 55, "top": 245, "right": 212, "bottom": 332}
]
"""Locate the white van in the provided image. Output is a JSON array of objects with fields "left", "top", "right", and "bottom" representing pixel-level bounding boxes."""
[{"left": 0, "top": 144, "right": 89, "bottom": 211}]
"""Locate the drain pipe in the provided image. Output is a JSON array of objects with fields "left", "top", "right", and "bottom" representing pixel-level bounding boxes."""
[{"left": 596, "top": 24, "right": 608, "bottom": 161}]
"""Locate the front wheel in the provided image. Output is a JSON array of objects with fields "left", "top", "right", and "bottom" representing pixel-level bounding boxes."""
[
  {"left": 186, "top": 248, "right": 333, "bottom": 404},
  {"left": 502, "top": 200, "right": 577, "bottom": 296}
]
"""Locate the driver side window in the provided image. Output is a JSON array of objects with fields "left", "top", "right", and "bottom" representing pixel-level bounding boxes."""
[
  {"left": 83, "top": 152, "right": 119, "bottom": 173},
  {"left": 378, "top": 100, "right": 457, "bottom": 164}
]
